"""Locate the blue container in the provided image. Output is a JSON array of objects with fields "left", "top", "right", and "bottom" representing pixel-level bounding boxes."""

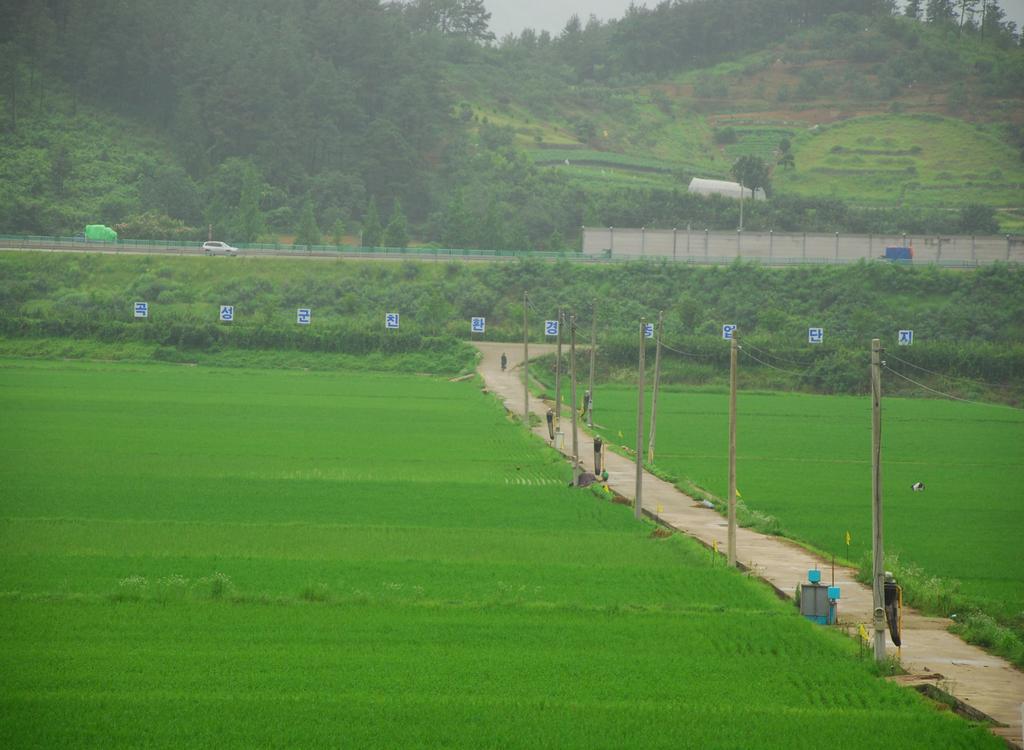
[
  {"left": 807, "top": 569, "right": 821, "bottom": 584},
  {"left": 828, "top": 586, "right": 841, "bottom": 600}
]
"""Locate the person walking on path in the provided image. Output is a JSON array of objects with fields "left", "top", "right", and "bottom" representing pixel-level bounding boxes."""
[{"left": 500, "top": 352, "right": 507, "bottom": 371}]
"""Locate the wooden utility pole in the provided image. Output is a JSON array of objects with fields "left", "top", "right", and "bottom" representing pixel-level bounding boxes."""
[
  {"left": 570, "top": 314, "right": 580, "bottom": 484},
  {"left": 647, "top": 310, "right": 664, "bottom": 464},
  {"left": 554, "top": 307, "right": 563, "bottom": 432},
  {"left": 522, "top": 291, "right": 529, "bottom": 426},
  {"left": 587, "top": 303, "right": 597, "bottom": 427},
  {"left": 871, "top": 337, "right": 886, "bottom": 662},
  {"left": 728, "top": 328, "right": 738, "bottom": 567},
  {"left": 635, "top": 318, "right": 646, "bottom": 520}
]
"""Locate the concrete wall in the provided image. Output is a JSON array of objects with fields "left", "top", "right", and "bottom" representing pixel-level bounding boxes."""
[{"left": 582, "top": 227, "right": 1023, "bottom": 265}]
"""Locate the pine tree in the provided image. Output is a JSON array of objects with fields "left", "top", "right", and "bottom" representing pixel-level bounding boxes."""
[
  {"left": 332, "top": 218, "right": 346, "bottom": 246},
  {"left": 233, "top": 165, "right": 265, "bottom": 243},
  {"left": 382, "top": 199, "right": 409, "bottom": 248},
  {"left": 362, "top": 197, "right": 383, "bottom": 248}
]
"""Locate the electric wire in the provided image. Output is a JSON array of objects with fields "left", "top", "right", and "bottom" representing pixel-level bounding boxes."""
[
  {"left": 881, "top": 363, "right": 1019, "bottom": 410},
  {"left": 739, "top": 346, "right": 809, "bottom": 377},
  {"left": 885, "top": 352, "right": 1014, "bottom": 390},
  {"left": 741, "top": 341, "right": 818, "bottom": 369}
]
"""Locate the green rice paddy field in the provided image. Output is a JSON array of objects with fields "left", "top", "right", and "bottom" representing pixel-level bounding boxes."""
[
  {"left": 0, "top": 358, "right": 1002, "bottom": 747},
  {"left": 596, "top": 387, "right": 1024, "bottom": 622}
]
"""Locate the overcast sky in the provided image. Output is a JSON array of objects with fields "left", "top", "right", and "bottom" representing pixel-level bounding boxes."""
[{"left": 486, "top": 0, "right": 1024, "bottom": 39}]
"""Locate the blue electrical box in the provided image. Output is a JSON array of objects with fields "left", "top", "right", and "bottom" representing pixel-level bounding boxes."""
[{"left": 800, "top": 570, "right": 840, "bottom": 625}]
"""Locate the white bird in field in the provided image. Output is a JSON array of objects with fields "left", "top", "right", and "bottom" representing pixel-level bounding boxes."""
[{"left": 911, "top": 482, "right": 925, "bottom": 491}]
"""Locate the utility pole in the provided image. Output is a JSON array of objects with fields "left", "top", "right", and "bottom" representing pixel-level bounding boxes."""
[
  {"left": 871, "top": 338, "right": 886, "bottom": 662},
  {"left": 587, "top": 303, "right": 597, "bottom": 427},
  {"left": 570, "top": 314, "right": 580, "bottom": 484},
  {"left": 635, "top": 317, "right": 646, "bottom": 520},
  {"left": 554, "top": 307, "right": 563, "bottom": 434},
  {"left": 522, "top": 291, "right": 529, "bottom": 426},
  {"left": 728, "top": 328, "right": 738, "bottom": 567},
  {"left": 647, "top": 310, "right": 664, "bottom": 464}
]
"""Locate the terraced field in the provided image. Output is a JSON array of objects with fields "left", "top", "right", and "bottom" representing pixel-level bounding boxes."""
[{"left": 0, "top": 359, "right": 1004, "bottom": 747}]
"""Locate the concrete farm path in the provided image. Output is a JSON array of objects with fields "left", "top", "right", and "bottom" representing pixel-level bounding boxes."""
[{"left": 474, "top": 341, "right": 1024, "bottom": 747}]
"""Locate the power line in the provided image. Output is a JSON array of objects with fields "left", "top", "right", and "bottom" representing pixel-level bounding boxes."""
[
  {"left": 885, "top": 352, "right": 1014, "bottom": 390},
  {"left": 656, "top": 338, "right": 717, "bottom": 360},
  {"left": 739, "top": 346, "right": 808, "bottom": 378},
  {"left": 742, "top": 341, "right": 818, "bottom": 368},
  {"left": 881, "top": 363, "right": 1019, "bottom": 410}
]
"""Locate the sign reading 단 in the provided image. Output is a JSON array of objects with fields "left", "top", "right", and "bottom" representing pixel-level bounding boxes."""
[{"left": 808, "top": 327, "right": 824, "bottom": 344}]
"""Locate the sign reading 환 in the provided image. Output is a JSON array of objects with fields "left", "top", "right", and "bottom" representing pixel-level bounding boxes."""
[
  {"left": 471, "top": 317, "right": 486, "bottom": 334},
  {"left": 219, "top": 305, "right": 234, "bottom": 322},
  {"left": 898, "top": 330, "right": 913, "bottom": 346},
  {"left": 297, "top": 308, "right": 311, "bottom": 325},
  {"left": 385, "top": 313, "right": 400, "bottom": 329},
  {"left": 134, "top": 302, "right": 148, "bottom": 318},
  {"left": 644, "top": 323, "right": 655, "bottom": 339},
  {"left": 545, "top": 320, "right": 560, "bottom": 337},
  {"left": 722, "top": 324, "right": 737, "bottom": 340},
  {"left": 808, "top": 327, "right": 824, "bottom": 344}
]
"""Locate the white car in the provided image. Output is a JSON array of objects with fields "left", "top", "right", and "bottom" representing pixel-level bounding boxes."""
[{"left": 202, "top": 241, "right": 238, "bottom": 256}]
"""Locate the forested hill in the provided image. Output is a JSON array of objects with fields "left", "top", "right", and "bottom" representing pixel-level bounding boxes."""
[{"left": 1, "top": 0, "right": 1022, "bottom": 244}]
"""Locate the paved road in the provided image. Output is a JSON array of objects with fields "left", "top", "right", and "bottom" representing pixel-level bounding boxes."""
[{"left": 475, "top": 341, "right": 1023, "bottom": 747}]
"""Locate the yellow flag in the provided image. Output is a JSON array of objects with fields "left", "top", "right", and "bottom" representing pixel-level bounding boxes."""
[
  {"left": 845, "top": 531, "right": 851, "bottom": 547},
  {"left": 713, "top": 540, "right": 718, "bottom": 554},
  {"left": 656, "top": 504, "right": 664, "bottom": 514},
  {"left": 736, "top": 488, "right": 742, "bottom": 498},
  {"left": 617, "top": 430, "right": 624, "bottom": 439},
  {"left": 858, "top": 624, "right": 869, "bottom": 643}
]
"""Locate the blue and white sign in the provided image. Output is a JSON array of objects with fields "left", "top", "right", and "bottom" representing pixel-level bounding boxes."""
[
  {"left": 808, "top": 327, "right": 824, "bottom": 344},
  {"left": 471, "top": 317, "right": 486, "bottom": 334},
  {"left": 219, "top": 305, "right": 234, "bottom": 322},
  {"left": 722, "top": 324, "right": 737, "bottom": 340},
  {"left": 134, "top": 302, "right": 148, "bottom": 319},
  {"left": 385, "top": 312, "right": 400, "bottom": 330},
  {"left": 297, "top": 308, "right": 311, "bottom": 325},
  {"left": 898, "top": 330, "right": 913, "bottom": 346},
  {"left": 545, "top": 320, "right": 560, "bottom": 337},
  {"left": 644, "top": 323, "right": 655, "bottom": 339}
]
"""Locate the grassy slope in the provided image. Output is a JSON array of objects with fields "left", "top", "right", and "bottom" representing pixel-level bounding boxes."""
[
  {"left": 591, "top": 387, "right": 1024, "bottom": 624},
  {"left": 0, "top": 358, "right": 1003, "bottom": 748}
]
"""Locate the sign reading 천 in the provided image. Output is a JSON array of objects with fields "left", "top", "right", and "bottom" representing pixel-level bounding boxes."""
[
  {"left": 644, "top": 323, "right": 654, "bottom": 338},
  {"left": 898, "top": 330, "right": 913, "bottom": 346},
  {"left": 134, "top": 302, "right": 148, "bottom": 319},
  {"left": 471, "top": 317, "right": 485, "bottom": 334},
  {"left": 385, "top": 312, "right": 400, "bottom": 329},
  {"left": 722, "top": 324, "right": 737, "bottom": 340},
  {"left": 297, "top": 308, "right": 311, "bottom": 325},
  {"left": 545, "top": 320, "right": 559, "bottom": 337},
  {"left": 219, "top": 305, "right": 234, "bottom": 322},
  {"left": 808, "top": 327, "right": 824, "bottom": 344}
]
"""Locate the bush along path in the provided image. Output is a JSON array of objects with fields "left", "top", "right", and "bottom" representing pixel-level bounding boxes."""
[{"left": 474, "top": 342, "right": 1023, "bottom": 748}]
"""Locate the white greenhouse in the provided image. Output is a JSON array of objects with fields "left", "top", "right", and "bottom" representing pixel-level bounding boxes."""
[{"left": 688, "top": 177, "right": 765, "bottom": 201}]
